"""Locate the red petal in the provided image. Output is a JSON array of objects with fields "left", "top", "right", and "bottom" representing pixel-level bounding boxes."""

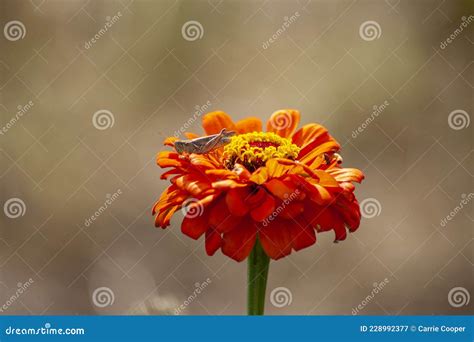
[
  {"left": 289, "top": 216, "right": 317, "bottom": 251},
  {"left": 250, "top": 193, "right": 276, "bottom": 222},
  {"left": 205, "top": 228, "right": 222, "bottom": 256},
  {"left": 259, "top": 220, "right": 292, "bottom": 260},
  {"left": 226, "top": 187, "right": 250, "bottom": 216},
  {"left": 222, "top": 220, "right": 257, "bottom": 261},
  {"left": 181, "top": 212, "right": 209, "bottom": 239}
]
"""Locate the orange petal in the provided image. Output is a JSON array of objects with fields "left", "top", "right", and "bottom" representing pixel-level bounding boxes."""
[
  {"left": 292, "top": 123, "right": 329, "bottom": 148},
  {"left": 328, "top": 168, "right": 365, "bottom": 183},
  {"left": 163, "top": 136, "right": 179, "bottom": 147},
  {"left": 264, "top": 178, "right": 297, "bottom": 200},
  {"left": 250, "top": 193, "right": 276, "bottom": 222},
  {"left": 202, "top": 111, "right": 236, "bottom": 135},
  {"left": 266, "top": 109, "right": 300, "bottom": 138},
  {"left": 222, "top": 220, "right": 257, "bottom": 261},
  {"left": 249, "top": 167, "right": 269, "bottom": 185},
  {"left": 235, "top": 117, "right": 262, "bottom": 134},
  {"left": 184, "top": 132, "right": 199, "bottom": 139}
]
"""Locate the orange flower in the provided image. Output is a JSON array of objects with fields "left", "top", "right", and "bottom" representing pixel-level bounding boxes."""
[{"left": 153, "top": 110, "right": 364, "bottom": 261}]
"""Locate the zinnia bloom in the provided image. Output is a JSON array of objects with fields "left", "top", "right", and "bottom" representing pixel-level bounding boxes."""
[{"left": 153, "top": 110, "right": 364, "bottom": 261}]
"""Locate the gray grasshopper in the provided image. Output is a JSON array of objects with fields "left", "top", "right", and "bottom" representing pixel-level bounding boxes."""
[{"left": 174, "top": 128, "right": 236, "bottom": 154}]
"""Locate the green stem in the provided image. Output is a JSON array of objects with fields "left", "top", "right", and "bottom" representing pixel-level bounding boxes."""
[{"left": 247, "top": 238, "right": 270, "bottom": 315}]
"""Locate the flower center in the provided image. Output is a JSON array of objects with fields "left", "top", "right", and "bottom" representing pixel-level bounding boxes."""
[{"left": 223, "top": 132, "right": 300, "bottom": 171}]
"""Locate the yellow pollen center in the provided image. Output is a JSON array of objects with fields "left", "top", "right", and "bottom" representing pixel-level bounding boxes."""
[{"left": 223, "top": 132, "right": 300, "bottom": 170}]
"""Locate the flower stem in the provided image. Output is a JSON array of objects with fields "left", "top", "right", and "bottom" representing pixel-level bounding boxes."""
[{"left": 247, "top": 238, "right": 270, "bottom": 315}]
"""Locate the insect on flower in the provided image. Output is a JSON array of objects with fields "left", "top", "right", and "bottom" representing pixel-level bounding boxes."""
[{"left": 174, "top": 128, "right": 236, "bottom": 154}]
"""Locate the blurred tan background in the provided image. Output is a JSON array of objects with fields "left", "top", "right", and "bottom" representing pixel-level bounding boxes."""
[{"left": 0, "top": 0, "right": 472, "bottom": 315}]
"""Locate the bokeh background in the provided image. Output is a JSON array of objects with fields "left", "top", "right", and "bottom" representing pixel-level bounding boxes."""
[{"left": 1, "top": 0, "right": 472, "bottom": 315}]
